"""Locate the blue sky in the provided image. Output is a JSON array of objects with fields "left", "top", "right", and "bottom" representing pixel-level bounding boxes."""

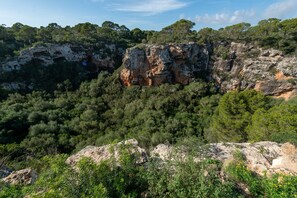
[{"left": 0, "top": 0, "right": 297, "bottom": 30}]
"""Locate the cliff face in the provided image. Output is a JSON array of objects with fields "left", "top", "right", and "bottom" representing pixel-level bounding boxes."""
[
  {"left": 2, "top": 42, "right": 297, "bottom": 98},
  {"left": 214, "top": 42, "right": 297, "bottom": 99},
  {"left": 120, "top": 43, "right": 209, "bottom": 86},
  {"left": 0, "top": 43, "right": 122, "bottom": 91},
  {"left": 121, "top": 42, "right": 297, "bottom": 99},
  {"left": 1, "top": 43, "right": 119, "bottom": 71}
]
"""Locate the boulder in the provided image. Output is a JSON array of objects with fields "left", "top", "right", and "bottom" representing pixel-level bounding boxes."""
[
  {"left": 66, "top": 139, "right": 148, "bottom": 167},
  {"left": 2, "top": 168, "right": 37, "bottom": 185}
]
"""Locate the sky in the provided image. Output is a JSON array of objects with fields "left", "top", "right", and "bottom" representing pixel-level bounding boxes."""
[{"left": 0, "top": 0, "right": 297, "bottom": 30}]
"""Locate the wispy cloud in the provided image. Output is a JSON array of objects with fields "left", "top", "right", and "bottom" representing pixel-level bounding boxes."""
[
  {"left": 114, "top": 0, "right": 188, "bottom": 15},
  {"left": 195, "top": 9, "right": 255, "bottom": 25},
  {"left": 264, "top": 0, "right": 297, "bottom": 18}
]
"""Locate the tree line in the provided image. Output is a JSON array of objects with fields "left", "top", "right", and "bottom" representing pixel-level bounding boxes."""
[{"left": 1, "top": 18, "right": 297, "bottom": 62}]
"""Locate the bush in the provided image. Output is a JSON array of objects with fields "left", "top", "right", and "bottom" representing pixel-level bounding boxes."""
[
  {"left": 144, "top": 157, "right": 239, "bottom": 197},
  {"left": 206, "top": 90, "right": 271, "bottom": 142},
  {"left": 247, "top": 102, "right": 297, "bottom": 144},
  {"left": 226, "top": 151, "right": 297, "bottom": 197}
]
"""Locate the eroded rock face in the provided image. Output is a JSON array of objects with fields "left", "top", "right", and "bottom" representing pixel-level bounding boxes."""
[
  {"left": 213, "top": 42, "right": 297, "bottom": 99},
  {"left": 1, "top": 43, "right": 118, "bottom": 72},
  {"left": 2, "top": 168, "right": 38, "bottom": 185},
  {"left": 66, "top": 139, "right": 148, "bottom": 167},
  {"left": 120, "top": 43, "right": 209, "bottom": 86},
  {"left": 151, "top": 141, "right": 297, "bottom": 176},
  {"left": 121, "top": 42, "right": 297, "bottom": 99},
  {"left": 0, "top": 43, "right": 122, "bottom": 91}
]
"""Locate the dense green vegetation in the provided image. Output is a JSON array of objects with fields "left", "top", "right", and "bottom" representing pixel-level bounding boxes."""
[
  {"left": 0, "top": 21, "right": 147, "bottom": 61},
  {"left": 148, "top": 18, "right": 297, "bottom": 54},
  {"left": 0, "top": 70, "right": 296, "bottom": 168},
  {"left": 1, "top": 18, "right": 297, "bottom": 62},
  {"left": 1, "top": 18, "right": 297, "bottom": 197}
]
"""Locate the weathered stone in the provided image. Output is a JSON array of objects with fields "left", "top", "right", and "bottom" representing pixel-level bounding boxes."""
[
  {"left": 151, "top": 141, "right": 297, "bottom": 176},
  {"left": 212, "top": 42, "right": 297, "bottom": 99},
  {"left": 66, "top": 139, "right": 148, "bottom": 167},
  {"left": 120, "top": 44, "right": 209, "bottom": 86},
  {"left": 0, "top": 43, "right": 121, "bottom": 91},
  {"left": 2, "top": 168, "right": 37, "bottom": 185},
  {"left": 120, "top": 42, "right": 297, "bottom": 100},
  {"left": 1, "top": 43, "right": 118, "bottom": 70}
]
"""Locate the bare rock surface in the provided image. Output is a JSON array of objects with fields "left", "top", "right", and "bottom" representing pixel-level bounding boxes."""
[
  {"left": 1, "top": 43, "right": 118, "bottom": 71},
  {"left": 121, "top": 42, "right": 297, "bottom": 99},
  {"left": 151, "top": 141, "right": 297, "bottom": 176},
  {"left": 2, "top": 168, "right": 37, "bottom": 185},
  {"left": 67, "top": 139, "right": 297, "bottom": 176},
  {"left": 0, "top": 43, "right": 121, "bottom": 91},
  {"left": 120, "top": 43, "right": 209, "bottom": 86},
  {"left": 66, "top": 139, "right": 148, "bottom": 167},
  {"left": 212, "top": 42, "right": 297, "bottom": 99}
]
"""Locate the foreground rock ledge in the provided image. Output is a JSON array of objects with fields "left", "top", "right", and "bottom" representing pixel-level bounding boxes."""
[
  {"left": 151, "top": 141, "right": 297, "bottom": 176},
  {"left": 68, "top": 139, "right": 297, "bottom": 176}
]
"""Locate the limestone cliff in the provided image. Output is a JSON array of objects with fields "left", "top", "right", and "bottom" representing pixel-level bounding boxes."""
[
  {"left": 213, "top": 42, "right": 297, "bottom": 99},
  {"left": 1, "top": 43, "right": 120, "bottom": 71},
  {"left": 120, "top": 43, "right": 209, "bottom": 86},
  {"left": 120, "top": 42, "right": 297, "bottom": 99},
  {"left": 0, "top": 43, "right": 123, "bottom": 91}
]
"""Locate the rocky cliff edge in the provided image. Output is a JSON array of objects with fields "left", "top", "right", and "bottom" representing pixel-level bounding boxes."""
[{"left": 120, "top": 42, "right": 297, "bottom": 99}]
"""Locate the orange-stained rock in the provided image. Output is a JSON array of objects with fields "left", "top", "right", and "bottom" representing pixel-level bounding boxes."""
[{"left": 120, "top": 43, "right": 209, "bottom": 86}]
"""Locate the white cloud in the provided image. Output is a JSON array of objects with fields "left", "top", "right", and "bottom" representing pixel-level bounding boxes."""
[
  {"left": 115, "top": 0, "right": 188, "bottom": 15},
  {"left": 195, "top": 9, "right": 255, "bottom": 25},
  {"left": 264, "top": 0, "right": 297, "bottom": 18}
]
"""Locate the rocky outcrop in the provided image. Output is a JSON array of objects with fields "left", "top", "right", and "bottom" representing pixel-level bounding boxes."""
[
  {"left": 213, "top": 42, "right": 297, "bottom": 99},
  {"left": 1, "top": 43, "right": 118, "bottom": 71},
  {"left": 2, "top": 168, "right": 37, "bottom": 185},
  {"left": 120, "top": 43, "right": 209, "bottom": 86},
  {"left": 68, "top": 139, "right": 296, "bottom": 176},
  {"left": 66, "top": 139, "right": 148, "bottom": 167},
  {"left": 151, "top": 141, "right": 297, "bottom": 176},
  {"left": 120, "top": 42, "right": 297, "bottom": 99},
  {"left": 0, "top": 43, "right": 122, "bottom": 91}
]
